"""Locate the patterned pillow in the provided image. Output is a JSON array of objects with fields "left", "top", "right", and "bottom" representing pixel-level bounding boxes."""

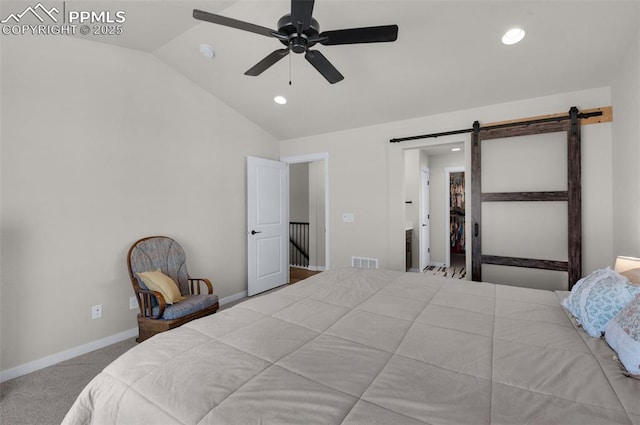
[
  {"left": 605, "top": 294, "right": 640, "bottom": 376},
  {"left": 562, "top": 268, "right": 640, "bottom": 337}
]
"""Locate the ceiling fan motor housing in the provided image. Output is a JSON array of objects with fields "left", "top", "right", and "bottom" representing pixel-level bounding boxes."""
[{"left": 277, "top": 14, "right": 320, "bottom": 53}]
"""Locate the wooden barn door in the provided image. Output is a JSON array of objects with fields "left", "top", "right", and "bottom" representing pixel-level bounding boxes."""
[{"left": 471, "top": 107, "right": 582, "bottom": 290}]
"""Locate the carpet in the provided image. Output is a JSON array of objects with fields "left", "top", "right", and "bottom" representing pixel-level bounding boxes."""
[{"left": 0, "top": 338, "right": 137, "bottom": 425}]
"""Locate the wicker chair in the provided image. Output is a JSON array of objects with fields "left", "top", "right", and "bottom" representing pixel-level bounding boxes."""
[{"left": 127, "top": 236, "right": 219, "bottom": 342}]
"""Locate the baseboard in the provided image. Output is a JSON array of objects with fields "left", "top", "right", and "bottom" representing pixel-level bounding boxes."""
[
  {"left": 0, "top": 327, "right": 138, "bottom": 383},
  {"left": 408, "top": 268, "right": 421, "bottom": 273},
  {"left": 219, "top": 290, "right": 248, "bottom": 306},
  {"left": 1, "top": 291, "right": 251, "bottom": 383}
]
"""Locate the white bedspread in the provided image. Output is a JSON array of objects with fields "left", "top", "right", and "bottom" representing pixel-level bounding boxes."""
[{"left": 63, "top": 268, "right": 640, "bottom": 425}]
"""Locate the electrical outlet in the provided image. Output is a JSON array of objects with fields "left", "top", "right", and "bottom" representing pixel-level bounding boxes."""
[
  {"left": 129, "top": 296, "right": 138, "bottom": 310},
  {"left": 91, "top": 304, "right": 103, "bottom": 320}
]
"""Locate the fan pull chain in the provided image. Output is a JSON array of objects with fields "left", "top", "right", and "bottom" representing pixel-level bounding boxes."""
[{"left": 289, "top": 52, "right": 292, "bottom": 86}]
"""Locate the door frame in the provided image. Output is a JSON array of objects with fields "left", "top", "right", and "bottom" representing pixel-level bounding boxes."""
[
  {"left": 281, "top": 152, "right": 330, "bottom": 271},
  {"left": 444, "top": 166, "right": 465, "bottom": 267},
  {"left": 391, "top": 137, "right": 471, "bottom": 274},
  {"left": 419, "top": 166, "right": 430, "bottom": 271}
]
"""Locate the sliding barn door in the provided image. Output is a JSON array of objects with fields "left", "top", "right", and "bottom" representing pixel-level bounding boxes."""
[{"left": 471, "top": 108, "right": 582, "bottom": 290}]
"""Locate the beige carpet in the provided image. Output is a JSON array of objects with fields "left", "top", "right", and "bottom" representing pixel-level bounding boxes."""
[{"left": 0, "top": 338, "right": 137, "bottom": 425}]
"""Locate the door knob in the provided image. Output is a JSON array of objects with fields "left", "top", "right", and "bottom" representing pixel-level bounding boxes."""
[{"left": 251, "top": 230, "right": 262, "bottom": 235}]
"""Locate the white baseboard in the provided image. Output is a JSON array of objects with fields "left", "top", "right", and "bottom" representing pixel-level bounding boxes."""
[
  {"left": 0, "top": 327, "right": 138, "bottom": 383},
  {"left": 1, "top": 291, "right": 252, "bottom": 383},
  {"left": 408, "top": 268, "right": 421, "bottom": 273},
  {"left": 219, "top": 290, "right": 248, "bottom": 306}
]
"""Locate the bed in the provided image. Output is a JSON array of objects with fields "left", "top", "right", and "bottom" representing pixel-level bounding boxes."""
[{"left": 63, "top": 268, "right": 640, "bottom": 425}]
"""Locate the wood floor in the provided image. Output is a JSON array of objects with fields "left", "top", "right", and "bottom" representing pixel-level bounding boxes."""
[
  {"left": 290, "top": 267, "right": 321, "bottom": 284},
  {"left": 218, "top": 268, "right": 320, "bottom": 311}
]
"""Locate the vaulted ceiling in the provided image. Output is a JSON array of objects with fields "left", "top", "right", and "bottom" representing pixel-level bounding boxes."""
[{"left": 65, "top": 1, "right": 640, "bottom": 140}]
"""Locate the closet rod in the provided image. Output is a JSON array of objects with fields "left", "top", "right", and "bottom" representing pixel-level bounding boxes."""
[{"left": 389, "top": 109, "right": 603, "bottom": 144}]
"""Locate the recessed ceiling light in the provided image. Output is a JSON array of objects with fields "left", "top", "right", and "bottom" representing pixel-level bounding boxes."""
[
  {"left": 199, "top": 44, "right": 215, "bottom": 58},
  {"left": 274, "top": 95, "right": 287, "bottom": 105},
  {"left": 451, "top": 147, "right": 462, "bottom": 152},
  {"left": 502, "top": 28, "right": 525, "bottom": 45}
]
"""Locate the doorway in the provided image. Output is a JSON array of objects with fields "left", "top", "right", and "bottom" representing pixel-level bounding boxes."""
[
  {"left": 282, "top": 153, "right": 330, "bottom": 273},
  {"left": 446, "top": 168, "right": 466, "bottom": 268},
  {"left": 420, "top": 167, "right": 430, "bottom": 270},
  {"left": 404, "top": 145, "right": 466, "bottom": 272}
]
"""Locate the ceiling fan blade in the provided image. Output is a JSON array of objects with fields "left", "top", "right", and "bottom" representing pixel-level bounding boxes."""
[
  {"left": 193, "top": 9, "right": 277, "bottom": 38},
  {"left": 291, "top": 0, "right": 315, "bottom": 30},
  {"left": 305, "top": 50, "right": 344, "bottom": 84},
  {"left": 245, "top": 49, "right": 290, "bottom": 76},
  {"left": 319, "top": 25, "right": 398, "bottom": 45}
]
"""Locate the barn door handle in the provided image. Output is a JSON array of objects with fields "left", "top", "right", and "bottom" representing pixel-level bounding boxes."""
[
  {"left": 474, "top": 223, "right": 479, "bottom": 237},
  {"left": 251, "top": 230, "right": 262, "bottom": 235}
]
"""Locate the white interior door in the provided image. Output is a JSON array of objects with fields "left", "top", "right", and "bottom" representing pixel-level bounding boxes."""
[
  {"left": 420, "top": 168, "right": 430, "bottom": 270},
  {"left": 247, "top": 156, "right": 288, "bottom": 296}
]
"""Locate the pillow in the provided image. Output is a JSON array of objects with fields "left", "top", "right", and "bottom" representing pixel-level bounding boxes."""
[
  {"left": 605, "top": 294, "right": 640, "bottom": 376},
  {"left": 614, "top": 256, "right": 640, "bottom": 285},
  {"left": 561, "top": 267, "right": 640, "bottom": 337},
  {"left": 621, "top": 268, "right": 640, "bottom": 285},
  {"left": 137, "top": 269, "right": 185, "bottom": 304}
]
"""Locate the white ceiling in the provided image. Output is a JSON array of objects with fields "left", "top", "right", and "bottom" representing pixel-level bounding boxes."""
[{"left": 69, "top": 1, "right": 639, "bottom": 140}]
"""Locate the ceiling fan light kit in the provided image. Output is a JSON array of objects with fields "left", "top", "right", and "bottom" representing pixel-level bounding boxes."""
[{"left": 193, "top": 0, "right": 399, "bottom": 84}]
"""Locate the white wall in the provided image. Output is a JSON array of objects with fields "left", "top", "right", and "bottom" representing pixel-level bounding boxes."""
[
  {"left": 280, "top": 133, "right": 391, "bottom": 269},
  {"left": 280, "top": 87, "right": 616, "bottom": 289},
  {"left": 612, "top": 25, "right": 640, "bottom": 259},
  {"left": 289, "top": 163, "right": 309, "bottom": 222},
  {"left": 403, "top": 149, "right": 420, "bottom": 269},
  {"left": 418, "top": 150, "right": 430, "bottom": 269},
  {"left": 309, "top": 160, "right": 326, "bottom": 269},
  {"left": 0, "top": 35, "right": 278, "bottom": 372}
]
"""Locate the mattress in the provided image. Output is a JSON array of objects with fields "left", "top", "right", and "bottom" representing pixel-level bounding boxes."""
[{"left": 62, "top": 268, "right": 640, "bottom": 425}]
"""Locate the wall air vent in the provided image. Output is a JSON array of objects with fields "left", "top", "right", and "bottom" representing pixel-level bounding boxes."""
[{"left": 351, "top": 256, "right": 379, "bottom": 269}]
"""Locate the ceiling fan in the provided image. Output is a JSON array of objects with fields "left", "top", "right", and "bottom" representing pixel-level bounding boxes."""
[{"left": 193, "top": 0, "right": 398, "bottom": 84}]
